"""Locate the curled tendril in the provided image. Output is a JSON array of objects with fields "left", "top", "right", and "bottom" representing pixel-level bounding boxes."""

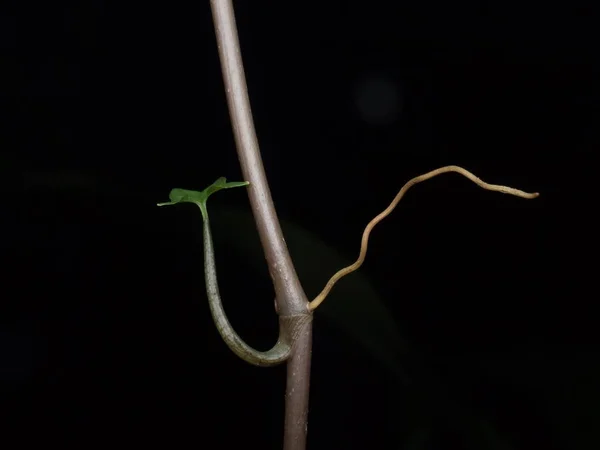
[{"left": 308, "top": 165, "right": 539, "bottom": 311}]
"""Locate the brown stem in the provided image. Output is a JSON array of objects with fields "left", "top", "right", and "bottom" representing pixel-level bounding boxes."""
[
  {"left": 208, "top": 1, "right": 312, "bottom": 449},
  {"left": 284, "top": 320, "right": 313, "bottom": 450},
  {"left": 209, "top": 0, "right": 306, "bottom": 316}
]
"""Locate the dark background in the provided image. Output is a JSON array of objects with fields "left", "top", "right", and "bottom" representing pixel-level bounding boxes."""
[{"left": 1, "top": 1, "right": 598, "bottom": 449}]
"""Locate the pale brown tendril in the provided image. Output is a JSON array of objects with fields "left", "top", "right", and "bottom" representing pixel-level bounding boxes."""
[{"left": 308, "top": 165, "right": 539, "bottom": 311}]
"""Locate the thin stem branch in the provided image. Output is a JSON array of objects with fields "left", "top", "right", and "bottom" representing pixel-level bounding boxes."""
[
  {"left": 203, "top": 213, "right": 311, "bottom": 366},
  {"left": 208, "top": 1, "right": 313, "bottom": 449},
  {"left": 309, "top": 165, "right": 539, "bottom": 310}
]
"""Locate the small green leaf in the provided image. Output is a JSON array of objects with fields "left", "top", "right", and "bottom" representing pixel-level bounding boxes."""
[
  {"left": 205, "top": 177, "right": 249, "bottom": 196},
  {"left": 157, "top": 178, "right": 249, "bottom": 219}
]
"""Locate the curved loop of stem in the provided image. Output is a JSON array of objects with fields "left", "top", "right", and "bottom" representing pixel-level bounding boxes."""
[
  {"left": 308, "top": 165, "right": 539, "bottom": 311},
  {"left": 203, "top": 214, "right": 311, "bottom": 366}
]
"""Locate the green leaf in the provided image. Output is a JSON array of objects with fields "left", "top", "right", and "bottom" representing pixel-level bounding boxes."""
[{"left": 157, "top": 178, "right": 249, "bottom": 219}]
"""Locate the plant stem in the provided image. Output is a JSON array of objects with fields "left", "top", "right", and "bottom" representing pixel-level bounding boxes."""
[
  {"left": 284, "top": 324, "right": 312, "bottom": 450},
  {"left": 208, "top": 1, "right": 313, "bottom": 449}
]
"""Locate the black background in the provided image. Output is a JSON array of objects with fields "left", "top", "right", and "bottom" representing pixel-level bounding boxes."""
[{"left": 1, "top": 1, "right": 598, "bottom": 449}]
